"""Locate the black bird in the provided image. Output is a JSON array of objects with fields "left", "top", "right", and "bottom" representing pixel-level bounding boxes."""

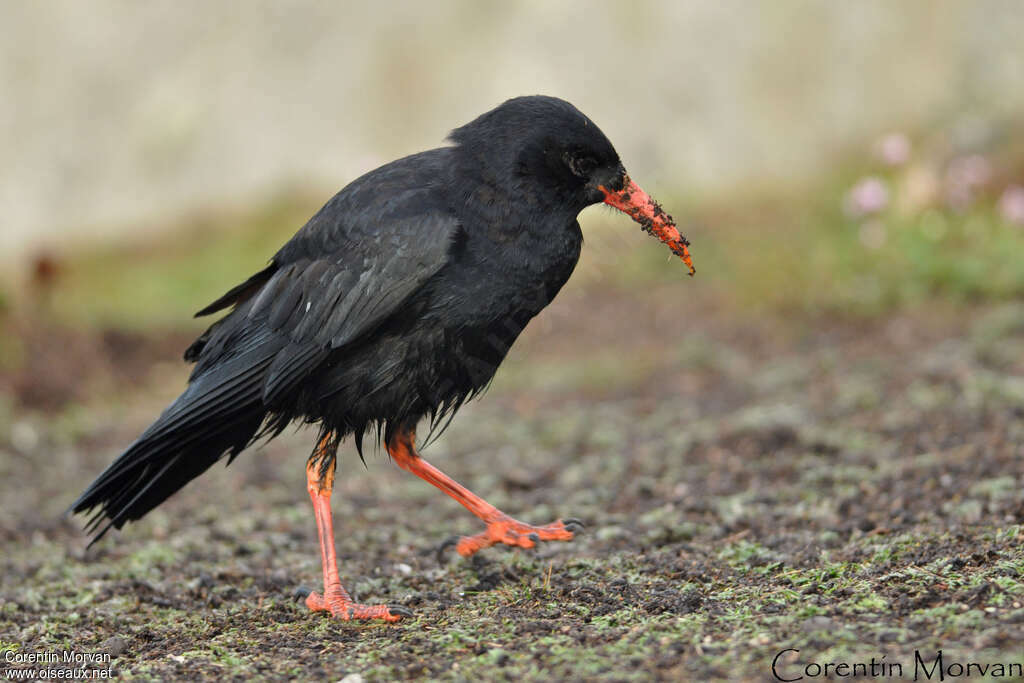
[{"left": 71, "top": 96, "right": 694, "bottom": 622}]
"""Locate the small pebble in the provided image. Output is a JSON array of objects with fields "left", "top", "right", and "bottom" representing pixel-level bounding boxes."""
[
  {"left": 101, "top": 635, "right": 128, "bottom": 657},
  {"left": 801, "top": 616, "right": 834, "bottom": 633}
]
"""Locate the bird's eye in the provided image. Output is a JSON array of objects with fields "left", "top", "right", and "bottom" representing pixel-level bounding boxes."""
[{"left": 566, "top": 154, "right": 598, "bottom": 178}]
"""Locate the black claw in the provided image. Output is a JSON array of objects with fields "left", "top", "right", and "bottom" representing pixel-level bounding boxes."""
[
  {"left": 388, "top": 605, "right": 415, "bottom": 618},
  {"left": 436, "top": 535, "right": 460, "bottom": 563},
  {"left": 293, "top": 586, "right": 313, "bottom": 601},
  {"left": 528, "top": 532, "right": 540, "bottom": 545},
  {"left": 564, "top": 520, "right": 585, "bottom": 535},
  {"left": 562, "top": 517, "right": 584, "bottom": 528}
]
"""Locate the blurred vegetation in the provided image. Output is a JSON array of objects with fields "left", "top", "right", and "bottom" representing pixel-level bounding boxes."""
[
  {"left": 4, "top": 123, "right": 1024, "bottom": 333},
  {"left": 38, "top": 195, "right": 322, "bottom": 330},
  {"left": 621, "top": 125, "right": 1024, "bottom": 316}
]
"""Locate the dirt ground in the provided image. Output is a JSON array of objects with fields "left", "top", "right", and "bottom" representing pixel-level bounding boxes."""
[{"left": 1, "top": 283, "right": 1022, "bottom": 681}]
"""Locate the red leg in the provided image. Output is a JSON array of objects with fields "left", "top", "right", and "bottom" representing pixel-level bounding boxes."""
[
  {"left": 304, "top": 434, "right": 409, "bottom": 622},
  {"left": 386, "top": 429, "right": 583, "bottom": 557}
]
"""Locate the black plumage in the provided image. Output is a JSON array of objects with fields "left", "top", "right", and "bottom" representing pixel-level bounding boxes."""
[{"left": 71, "top": 98, "right": 693, "bottom": 618}]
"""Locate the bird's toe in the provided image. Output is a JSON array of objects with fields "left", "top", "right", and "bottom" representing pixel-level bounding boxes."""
[
  {"left": 388, "top": 605, "right": 415, "bottom": 619},
  {"left": 562, "top": 519, "right": 585, "bottom": 535},
  {"left": 436, "top": 535, "right": 461, "bottom": 563}
]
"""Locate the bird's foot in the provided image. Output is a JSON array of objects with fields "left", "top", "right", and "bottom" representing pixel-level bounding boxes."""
[
  {"left": 296, "top": 585, "right": 412, "bottom": 623},
  {"left": 441, "top": 515, "right": 584, "bottom": 559}
]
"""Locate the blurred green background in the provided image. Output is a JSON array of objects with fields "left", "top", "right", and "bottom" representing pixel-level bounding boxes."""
[{"left": 1, "top": 0, "right": 1023, "bottom": 331}]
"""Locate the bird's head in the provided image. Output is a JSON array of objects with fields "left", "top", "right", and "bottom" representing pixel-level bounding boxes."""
[{"left": 450, "top": 95, "right": 695, "bottom": 276}]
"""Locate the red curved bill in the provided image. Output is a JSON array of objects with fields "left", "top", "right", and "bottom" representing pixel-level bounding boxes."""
[{"left": 599, "top": 176, "right": 695, "bottom": 276}]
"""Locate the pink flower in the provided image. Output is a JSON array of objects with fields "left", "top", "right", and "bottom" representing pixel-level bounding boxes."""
[
  {"left": 845, "top": 177, "right": 889, "bottom": 217},
  {"left": 876, "top": 133, "right": 910, "bottom": 166},
  {"left": 944, "top": 155, "right": 992, "bottom": 209},
  {"left": 999, "top": 185, "right": 1024, "bottom": 225}
]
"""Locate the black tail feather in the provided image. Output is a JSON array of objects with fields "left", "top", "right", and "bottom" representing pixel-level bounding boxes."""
[{"left": 70, "top": 346, "right": 279, "bottom": 546}]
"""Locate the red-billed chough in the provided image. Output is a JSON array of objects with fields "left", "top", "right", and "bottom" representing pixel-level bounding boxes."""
[{"left": 71, "top": 95, "right": 695, "bottom": 622}]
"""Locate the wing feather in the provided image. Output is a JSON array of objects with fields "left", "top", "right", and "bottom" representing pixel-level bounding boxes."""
[{"left": 184, "top": 150, "right": 460, "bottom": 410}]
